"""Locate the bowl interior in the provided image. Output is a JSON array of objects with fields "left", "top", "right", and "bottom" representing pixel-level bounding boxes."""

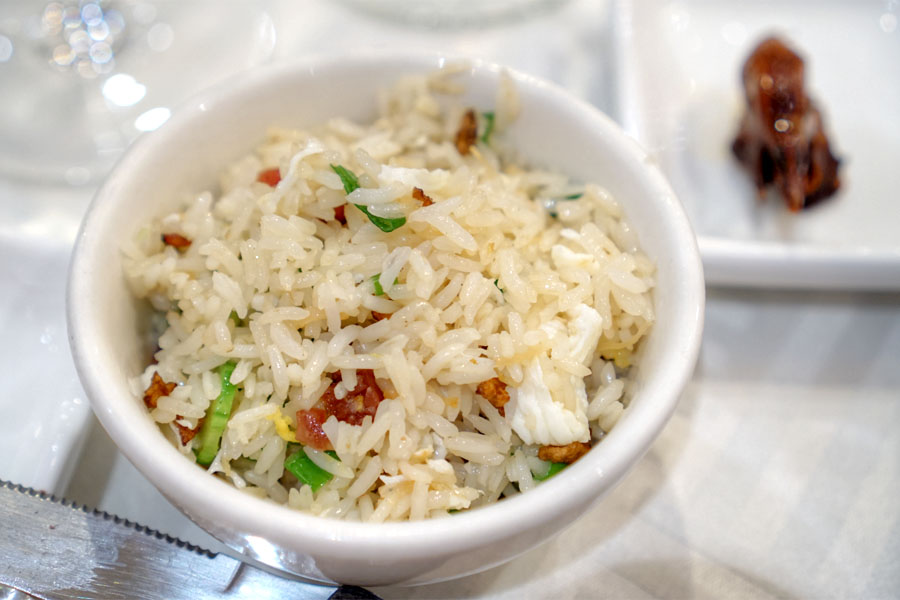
[{"left": 68, "top": 54, "right": 704, "bottom": 584}]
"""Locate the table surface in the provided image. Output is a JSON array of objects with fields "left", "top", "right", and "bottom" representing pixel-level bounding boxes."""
[{"left": 1, "top": 1, "right": 898, "bottom": 598}]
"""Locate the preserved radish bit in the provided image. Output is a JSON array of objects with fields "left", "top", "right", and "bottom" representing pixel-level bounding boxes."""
[
  {"left": 476, "top": 377, "right": 510, "bottom": 416},
  {"left": 143, "top": 371, "right": 176, "bottom": 409},
  {"left": 455, "top": 109, "right": 478, "bottom": 155},
  {"left": 174, "top": 419, "right": 203, "bottom": 445},
  {"left": 161, "top": 233, "right": 191, "bottom": 250},
  {"left": 256, "top": 167, "right": 281, "bottom": 187},
  {"left": 412, "top": 187, "right": 434, "bottom": 207},
  {"left": 296, "top": 370, "right": 386, "bottom": 451},
  {"left": 538, "top": 441, "right": 592, "bottom": 464}
]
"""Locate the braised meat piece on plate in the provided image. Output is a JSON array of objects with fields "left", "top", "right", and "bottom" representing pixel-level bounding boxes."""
[{"left": 732, "top": 37, "right": 841, "bottom": 211}]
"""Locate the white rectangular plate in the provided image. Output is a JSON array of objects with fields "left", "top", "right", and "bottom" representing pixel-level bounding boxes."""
[{"left": 614, "top": 0, "right": 900, "bottom": 289}]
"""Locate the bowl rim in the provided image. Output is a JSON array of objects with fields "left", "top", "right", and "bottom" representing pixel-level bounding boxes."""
[{"left": 67, "top": 51, "right": 704, "bottom": 568}]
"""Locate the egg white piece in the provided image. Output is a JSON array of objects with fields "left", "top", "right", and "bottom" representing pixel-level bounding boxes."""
[{"left": 508, "top": 304, "right": 603, "bottom": 446}]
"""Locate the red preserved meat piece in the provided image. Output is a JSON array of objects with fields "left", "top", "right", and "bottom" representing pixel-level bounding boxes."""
[
  {"left": 295, "top": 370, "right": 385, "bottom": 450},
  {"left": 322, "top": 370, "right": 384, "bottom": 426},
  {"left": 256, "top": 167, "right": 282, "bottom": 187},
  {"left": 161, "top": 233, "right": 191, "bottom": 250},
  {"left": 333, "top": 204, "right": 347, "bottom": 225},
  {"left": 295, "top": 407, "right": 331, "bottom": 450}
]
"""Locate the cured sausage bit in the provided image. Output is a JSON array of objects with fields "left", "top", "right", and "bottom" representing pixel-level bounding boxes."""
[
  {"left": 412, "top": 187, "right": 434, "bottom": 207},
  {"left": 333, "top": 204, "right": 347, "bottom": 225},
  {"left": 295, "top": 407, "right": 332, "bottom": 451},
  {"left": 161, "top": 233, "right": 191, "bottom": 250},
  {"left": 256, "top": 167, "right": 281, "bottom": 187},
  {"left": 538, "top": 441, "right": 592, "bottom": 464},
  {"left": 296, "top": 369, "right": 386, "bottom": 451},
  {"left": 371, "top": 311, "right": 392, "bottom": 321},
  {"left": 323, "top": 370, "right": 384, "bottom": 426},
  {"left": 143, "top": 372, "right": 176, "bottom": 409},
  {"left": 455, "top": 109, "right": 478, "bottom": 155},
  {"left": 476, "top": 377, "right": 510, "bottom": 416}
]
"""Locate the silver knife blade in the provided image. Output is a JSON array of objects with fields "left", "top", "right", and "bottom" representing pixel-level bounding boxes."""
[{"left": 0, "top": 480, "right": 379, "bottom": 600}]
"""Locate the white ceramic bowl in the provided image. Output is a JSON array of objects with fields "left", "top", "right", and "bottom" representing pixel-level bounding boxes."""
[{"left": 67, "top": 54, "right": 704, "bottom": 586}]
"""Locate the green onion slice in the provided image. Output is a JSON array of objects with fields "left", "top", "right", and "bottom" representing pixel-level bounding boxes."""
[
  {"left": 371, "top": 273, "right": 400, "bottom": 296},
  {"left": 330, "top": 164, "right": 406, "bottom": 233},
  {"left": 480, "top": 111, "right": 496, "bottom": 144},
  {"left": 330, "top": 164, "right": 359, "bottom": 194},
  {"left": 354, "top": 205, "right": 406, "bottom": 232},
  {"left": 533, "top": 461, "right": 567, "bottom": 481},
  {"left": 284, "top": 448, "right": 338, "bottom": 492},
  {"left": 194, "top": 361, "right": 238, "bottom": 466}
]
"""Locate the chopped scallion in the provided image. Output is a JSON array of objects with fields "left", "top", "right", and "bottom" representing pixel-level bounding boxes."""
[
  {"left": 371, "top": 273, "right": 400, "bottom": 296},
  {"left": 284, "top": 448, "right": 340, "bottom": 492},
  {"left": 330, "top": 164, "right": 406, "bottom": 232},
  {"left": 355, "top": 205, "right": 406, "bottom": 232},
  {"left": 480, "top": 111, "right": 496, "bottom": 144},
  {"left": 533, "top": 462, "right": 567, "bottom": 481},
  {"left": 330, "top": 164, "right": 359, "bottom": 194},
  {"left": 372, "top": 274, "right": 385, "bottom": 296}
]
